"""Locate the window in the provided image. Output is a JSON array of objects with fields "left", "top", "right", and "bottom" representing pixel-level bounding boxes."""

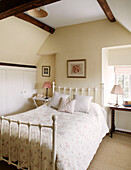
[{"left": 115, "top": 67, "right": 131, "bottom": 100}]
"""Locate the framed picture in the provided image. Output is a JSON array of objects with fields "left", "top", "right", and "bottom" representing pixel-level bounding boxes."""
[
  {"left": 67, "top": 59, "right": 86, "bottom": 78},
  {"left": 42, "top": 66, "right": 50, "bottom": 77}
]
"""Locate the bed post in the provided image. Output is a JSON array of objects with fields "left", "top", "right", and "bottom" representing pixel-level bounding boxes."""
[
  {"left": 63, "top": 87, "right": 66, "bottom": 94},
  {"left": 69, "top": 88, "right": 72, "bottom": 99},
  {"left": 87, "top": 88, "right": 90, "bottom": 96},
  {"left": 81, "top": 88, "right": 84, "bottom": 96},
  {"left": 0, "top": 116, "right": 3, "bottom": 161},
  {"left": 101, "top": 83, "right": 104, "bottom": 107},
  {"left": 52, "top": 115, "right": 57, "bottom": 170},
  {"left": 52, "top": 82, "right": 55, "bottom": 95},
  {"left": 94, "top": 88, "right": 97, "bottom": 103},
  {"left": 8, "top": 119, "right": 11, "bottom": 165}
]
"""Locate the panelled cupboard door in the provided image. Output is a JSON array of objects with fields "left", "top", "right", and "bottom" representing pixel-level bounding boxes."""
[
  {"left": 6, "top": 69, "right": 26, "bottom": 115},
  {"left": 0, "top": 69, "right": 7, "bottom": 115},
  {"left": 0, "top": 67, "right": 36, "bottom": 115},
  {"left": 23, "top": 70, "right": 36, "bottom": 111}
]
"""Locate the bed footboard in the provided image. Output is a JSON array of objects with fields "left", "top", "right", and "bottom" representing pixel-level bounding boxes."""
[{"left": 0, "top": 115, "right": 57, "bottom": 170}]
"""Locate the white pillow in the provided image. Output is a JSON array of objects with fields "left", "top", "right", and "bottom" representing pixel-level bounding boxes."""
[
  {"left": 58, "top": 97, "right": 76, "bottom": 113},
  {"left": 49, "top": 91, "right": 69, "bottom": 109},
  {"left": 74, "top": 95, "right": 93, "bottom": 113}
]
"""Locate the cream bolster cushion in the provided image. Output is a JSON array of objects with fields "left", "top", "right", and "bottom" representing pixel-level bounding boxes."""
[
  {"left": 49, "top": 91, "right": 69, "bottom": 109},
  {"left": 74, "top": 95, "right": 93, "bottom": 113},
  {"left": 58, "top": 97, "right": 76, "bottom": 113}
]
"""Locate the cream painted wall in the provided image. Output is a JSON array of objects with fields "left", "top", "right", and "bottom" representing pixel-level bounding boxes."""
[
  {"left": 108, "top": 46, "right": 131, "bottom": 66},
  {"left": 36, "top": 54, "right": 55, "bottom": 97},
  {"left": 0, "top": 16, "right": 49, "bottom": 65},
  {"left": 39, "top": 19, "right": 131, "bottom": 89},
  {"left": 38, "top": 19, "right": 131, "bottom": 131}
]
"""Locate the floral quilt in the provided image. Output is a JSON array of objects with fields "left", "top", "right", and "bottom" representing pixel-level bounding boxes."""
[{"left": 0, "top": 102, "right": 109, "bottom": 170}]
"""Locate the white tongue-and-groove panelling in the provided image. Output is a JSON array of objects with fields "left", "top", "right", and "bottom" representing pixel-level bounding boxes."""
[{"left": 0, "top": 66, "right": 37, "bottom": 116}]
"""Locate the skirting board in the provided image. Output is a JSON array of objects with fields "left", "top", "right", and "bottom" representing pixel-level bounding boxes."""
[{"left": 115, "top": 128, "right": 131, "bottom": 135}]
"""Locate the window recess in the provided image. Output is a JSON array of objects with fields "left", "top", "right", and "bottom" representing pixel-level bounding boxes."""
[{"left": 115, "top": 66, "right": 131, "bottom": 101}]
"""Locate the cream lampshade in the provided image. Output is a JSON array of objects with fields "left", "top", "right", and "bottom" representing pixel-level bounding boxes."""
[
  {"left": 111, "top": 85, "right": 124, "bottom": 106},
  {"left": 42, "top": 82, "right": 51, "bottom": 99}
]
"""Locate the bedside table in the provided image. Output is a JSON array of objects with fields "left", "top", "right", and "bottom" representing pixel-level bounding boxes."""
[
  {"left": 32, "top": 96, "right": 51, "bottom": 108},
  {"left": 109, "top": 105, "right": 131, "bottom": 138}
]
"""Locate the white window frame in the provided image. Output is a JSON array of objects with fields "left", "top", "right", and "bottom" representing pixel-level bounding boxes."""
[{"left": 115, "top": 73, "right": 131, "bottom": 100}]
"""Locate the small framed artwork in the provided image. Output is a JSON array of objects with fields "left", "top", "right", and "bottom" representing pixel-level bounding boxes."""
[
  {"left": 42, "top": 66, "right": 50, "bottom": 77},
  {"left": 67, "top": 59, "right": 86, "bottom": 78}
]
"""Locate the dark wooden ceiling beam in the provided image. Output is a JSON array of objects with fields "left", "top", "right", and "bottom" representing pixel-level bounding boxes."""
[
  {"left": 0, "top": 0, "right": 60, "bottom": 20},
  {"left": 15, "top": 13, "right": 55, "bottom": 34},
  {"left": 97, "top": 0, "right": 116, "bottom": 22}
]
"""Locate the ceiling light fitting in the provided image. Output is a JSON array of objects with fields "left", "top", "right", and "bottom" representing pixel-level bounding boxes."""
[{"left": 27, "top": 8, "right": 48, "bottom": 18}]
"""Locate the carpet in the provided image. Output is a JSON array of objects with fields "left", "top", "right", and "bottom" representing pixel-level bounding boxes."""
[{"left": 88, "top": 133, "right": 131, "bottom": 170}]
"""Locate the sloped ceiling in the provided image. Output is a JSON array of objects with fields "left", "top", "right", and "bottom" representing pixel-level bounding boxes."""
[
  {"left": 31, "top": 0, "right": 106, "bottom": 28},
  {"left": 0, "top": 16, "right": 49, "bottom": 65},
  {"left": 107, "top": 0, "right": 131, "bottom": 32},
  {"left": 26, "top": 0, "right": 131, "bottom": 33}
]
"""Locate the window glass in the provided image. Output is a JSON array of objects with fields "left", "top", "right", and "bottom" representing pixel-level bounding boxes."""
[{"left": 115, "top": 74, "right": 131, "bottom": 100}]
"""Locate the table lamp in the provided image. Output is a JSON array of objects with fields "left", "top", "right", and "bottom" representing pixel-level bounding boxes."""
[
  {"left": 111, "top": 85, "right": 124, "bottom": 106},
  {"left": 42, "top": 81, "right": 51, "bottom": 99}
]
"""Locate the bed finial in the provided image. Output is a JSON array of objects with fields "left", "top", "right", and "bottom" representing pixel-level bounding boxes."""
[
  {"left": 52, "top": 82, "right": 55, "bottom": 95},
  {"left": 52, "top": 115, "right": 57, "bottom": 170},
  {"left": 52, "top": 115, "right": 57, "bottom": 122}
]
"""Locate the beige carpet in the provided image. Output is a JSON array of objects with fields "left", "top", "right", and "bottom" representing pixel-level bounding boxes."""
[
  {"left": 88, "top": 133, "right": 131, "bottom": 170},
  {"left": 0, "top": 133, "right": 131, "bottom": 170}
]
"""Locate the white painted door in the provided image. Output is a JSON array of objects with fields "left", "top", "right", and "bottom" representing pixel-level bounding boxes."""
[
  {"left": 0, "top": 67, "right": 36, "bottom": 115},
  {"left": 6, "top": 69, "right": 25, "bottom": 115},
  {"left": 0, "top": 69, "right": 7, "bottom": 115},
  {"left": 23, "top": 70, "right": 36, "bottom": 111}
]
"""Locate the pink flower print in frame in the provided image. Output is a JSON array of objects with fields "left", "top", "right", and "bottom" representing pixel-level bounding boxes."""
[
  {"left": 72, "top": 65, "right": 80, "bottom": 73},
  {"left": 67, "top": 59, "right": 86, "bottom": 78}
]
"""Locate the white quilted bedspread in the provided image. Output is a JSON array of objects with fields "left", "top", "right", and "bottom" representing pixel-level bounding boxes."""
[{"left": 0, "top": 102, "right": 109, "bottom": 170}]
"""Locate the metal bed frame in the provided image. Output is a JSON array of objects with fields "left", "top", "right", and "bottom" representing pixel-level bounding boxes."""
[{"left": 0, "top": 82, "right": 104, "bottom": 170}]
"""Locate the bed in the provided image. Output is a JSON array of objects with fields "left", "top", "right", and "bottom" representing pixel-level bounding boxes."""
[{"left": 0, "top": 82, "right": 109, "bottom": 170}]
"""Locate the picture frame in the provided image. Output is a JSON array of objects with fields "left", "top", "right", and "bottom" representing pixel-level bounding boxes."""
[
  {"left": 42, "top": 66, "right": 50, "bottom": 77},
  {"left": 67, "top": 59, "right": 86, "bottom": 78}
]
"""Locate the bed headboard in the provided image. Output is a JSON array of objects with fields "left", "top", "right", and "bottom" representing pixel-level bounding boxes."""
[{"left": 52, "top": 82, "right": 104, "bottom": 107}]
